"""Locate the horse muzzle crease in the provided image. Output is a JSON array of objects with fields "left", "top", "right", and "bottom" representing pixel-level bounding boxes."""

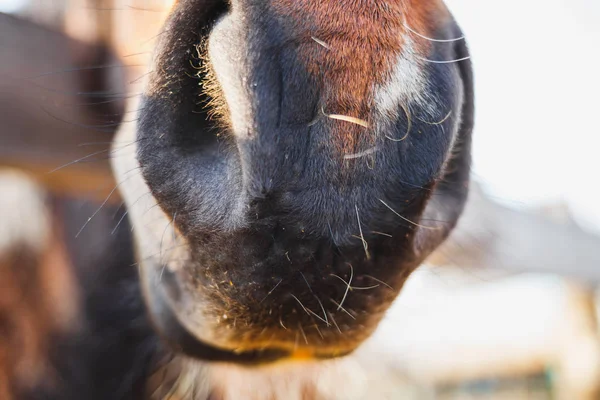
[{"left": 112, "top": 0, "right": 474, "bottom": 366}]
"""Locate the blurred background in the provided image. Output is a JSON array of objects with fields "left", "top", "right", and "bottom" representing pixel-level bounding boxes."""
[
  {"left": 448, "top": 0, "right": 600, "bottom": 228},
  {"left": 0, "top": 0, "right": 599, "bottom": 398}
]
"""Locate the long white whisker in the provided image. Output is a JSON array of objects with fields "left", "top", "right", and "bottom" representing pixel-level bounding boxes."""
[
  {"left": 403, "top": 22, "right": 465, "bottom": 43},
  {"left": 75, "top": 170, "right": 139, "bottom": 238},
  {"left": 416, "top": 55, "right": 471, "bottom": 64},
  {"left": 379, "top": 198, "right": 442, "bottom": 230},
  {"left": 355, "top": 205, "right": 370, "bottom": 260},
  {"left": 386, "top": 103, "right": 412, "bottom": 142},
  {"left": 336, "top": 263, "right": 354, "bottom": 311},
  {"left": 329, "top": 298, "right": 355, "bottom": 320}
]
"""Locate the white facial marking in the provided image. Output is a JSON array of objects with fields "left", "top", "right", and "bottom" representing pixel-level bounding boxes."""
[{"left": 374, "top": 37, "right": 429, "bottom": 119}]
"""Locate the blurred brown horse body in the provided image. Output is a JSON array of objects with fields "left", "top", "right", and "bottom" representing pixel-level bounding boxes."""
[{"left": 0, "top": 0, "right": 473, "bottom": 398}]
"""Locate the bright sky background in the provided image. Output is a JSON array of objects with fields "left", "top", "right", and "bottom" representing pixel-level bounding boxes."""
[
  {"left": 0, "top": 0, "right": 25, "bottom": 13},
  {"left": 446, "top": 0, "right": 600, "bottom": 233},
  {"left": 1, "top": 0, "right": 599, "bottom": 231}
]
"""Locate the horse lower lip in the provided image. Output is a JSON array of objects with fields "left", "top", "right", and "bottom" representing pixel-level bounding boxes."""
[
  {"left": 144, "top": 264, "right": 357, "bottom": 365},
  {"left": 145, "top": 266, "right": 290, "bottom": 364}
]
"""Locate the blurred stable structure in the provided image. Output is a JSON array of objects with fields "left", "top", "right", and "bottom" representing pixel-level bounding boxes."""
[{"left": 2, "top": 1, "right": 600, "bottom": 399}]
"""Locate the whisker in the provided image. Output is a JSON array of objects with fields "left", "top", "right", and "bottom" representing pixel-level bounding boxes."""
[
  {"left": 298, "top": 323, "right": 309, "bottom": 345},
  {"left": 415, "top": 110, "right": 452, "bottom": 126},
  {"left": 171, "top": 212, "right": 178, "bottom": 241},
  {"left": 141, "top": 28, "right": 168, "bottom": 46},
  {"left": 47, "top": 141, "right": 136, "bottom": 174},
  {"left": 330, "top": 273, "right": 349, "bottom": 287},
  {"left": 314, "top": 296, "right": 329, "bottom": 327},
  {"left": 344, "top": 146, "right": 378, "bottom": 160},
  {"left": 260, "top": 279, "right": 283, "bottom": 304},
  {"left": 349, "top": 284, "right": 380, "bottom": 291},
  {"left": 130, "top": 243, "right": 191, "bottom": 267},
  {"left": 355, "top": 205, "right": 370, "bottom": 260},
  {"left": 290, "top": 294, "right": 310, "bottom": 316},
  {"left": 398, "top": 178, "right": 432, "bottom": 191},
  {"left": 78, "top": 141, "right": 119, "bottom": 147},
  {"left": 327, "top": 221, "right": 337, "bottom": 246},
  {"left": 337, "top": 263, "right": 354, "bottom": 311},
  {"left": 158, "top": 264, "right": 167, "bottom": 283},
  {"left": 75, "top": 171, "right": 138, "bottom": 238},
  {"left": 39, "top": 105, "right": 120, "bottom": 133},
  {"left": 299, "top": 271, "right": 313, "bottom": 293},
  {"left": 110, "top": 201, "right": 126, "bottom": 219},
  {"left": 279, "top": 315, "right": 288, "bottom": 330},
  {"left": 305, "top": 308, "right": 329, "bottom": 326},
  {"left": 139, "top": 202, "right": 163, "bottom": 220},
  {"left": 27, "top": 64, "right": 144, "bottom": 80},
  {"left": 83, "top": 5, "right": 163, "bottom": 12},
  {"left": 371, "top": 231, "right": 393, "bottom": 238},
  {"left": 386, "top": 103, "right": 411, "bottom": 142},
  {"left": 416, "top": 55, "right": 471, "bottom": 64},
  {"left": 61, "top": 93, "right": 142, "bottom": 107},
  {"left": 123, "top": 51, "right": 152, "bottom": 58},
  {"left": 26, "top": 79, "right": 131, "bottom": 97},
  {"left": 159, "top": 212, "right": 177, "bottom": 268},
  {"left": 379, "top": 198, "right": 441, "bottom": 230},
  {"left": 329, "top": 299, "right": 355, "bottom": 320},
  {"left": 363, "top": 275, "right": 394, "bottom": 291},
  {"left": 126, "top": 5, "right": 165, "bottom": 12},
  {"left": 130, "top": 70, "right": 154, "bottom": 84},
  {"left": 78, "top": 136, "right": 148, "bottom": 148},
  {"left": 311, "top": 36, "right": 331, "bottom": 50},
  {"left": 322, "top": 107, "right": 369, "bottom": 128},
  {"left": 47, "top": 149, "right": 110, "bottom": 175},
  {"left": 111, "top": 210, "right": 129, "bottom": 235},
  {"left": 403, "top": 22, "right": 465, "bottom": 43},
  {"left": 290, "top": 293, "right": 328, "bottom": 326},
  {"left": 328, "top": 312, "right": 342, "bottom": 334},
  {"left": 312, "top": 324, "right": 324, "bottom": 340}
]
